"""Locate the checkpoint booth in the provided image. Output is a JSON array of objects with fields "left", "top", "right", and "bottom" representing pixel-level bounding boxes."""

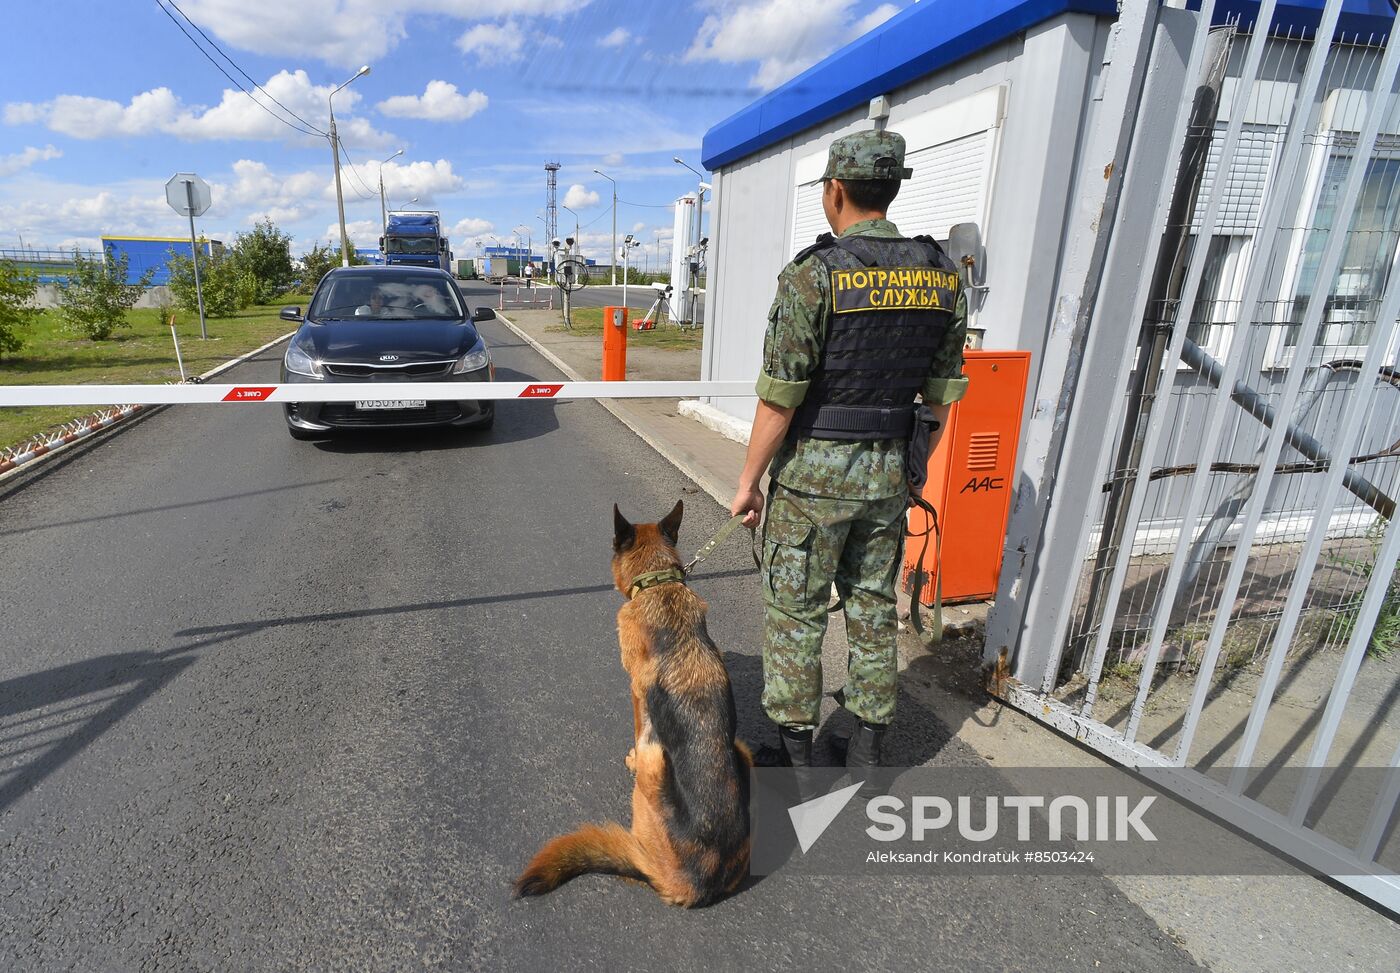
[{"left": 693, "top": 0, "right": 1126, "bottom": 599}]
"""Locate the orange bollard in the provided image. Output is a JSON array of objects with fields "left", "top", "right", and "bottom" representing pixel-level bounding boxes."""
[{"left": 602, "top": 305, "right": 628, "bottom": 381}]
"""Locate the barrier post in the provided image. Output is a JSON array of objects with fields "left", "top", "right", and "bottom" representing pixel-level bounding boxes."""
[{"left": 602, "top": 305, "right": 628, "bottom": 381}]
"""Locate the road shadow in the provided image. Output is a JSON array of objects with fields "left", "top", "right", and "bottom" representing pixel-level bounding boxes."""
[
  {"left": 723, "top": 648, "right": 958, "bottom": 772},
  {"left": 174, "top": 567, "right": 758, "bottom": 640},
  {"left": 0, "top": 477, "right": 342, "bottom": 538},
  {"left": 0, "top": 638, "right": 233, "bottom": 812}
]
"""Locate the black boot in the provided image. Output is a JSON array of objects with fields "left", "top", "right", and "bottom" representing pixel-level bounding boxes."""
[
  {"left": 845, "top": 720, "right": 887, "bottom": 770},
  {"left": 846, "top": 721, "right": 888, "bottom": 798},
  {"left": 752, "top": 725, "right": 814, "bottom": 768},
  {"left": 779, "top": 725, "right": 814, "bottom": 768}
]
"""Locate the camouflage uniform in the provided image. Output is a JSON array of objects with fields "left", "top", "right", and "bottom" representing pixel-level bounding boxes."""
[{"left": 758, "top": 132, "right": 968, "bottom": 731}]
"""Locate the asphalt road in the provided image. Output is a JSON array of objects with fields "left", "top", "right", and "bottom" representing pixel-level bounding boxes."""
[
  {"left": 460, "top": 278, "right": 704, "bottom": 318},
  {"left": 0, "top": 322, "right": 1199, "bottom": 971}
]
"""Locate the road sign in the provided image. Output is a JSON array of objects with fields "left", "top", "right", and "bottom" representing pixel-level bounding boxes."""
[
  {"left": 166, "top": 173, "right": 211, "bottom": 338},
  {"left": 165, "top": 173, "right": 211, "bottom": 217}
]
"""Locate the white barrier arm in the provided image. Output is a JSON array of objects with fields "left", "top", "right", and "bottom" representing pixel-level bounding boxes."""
[{"left": 0, "top": 381, "right": 756, "bottom": 407}]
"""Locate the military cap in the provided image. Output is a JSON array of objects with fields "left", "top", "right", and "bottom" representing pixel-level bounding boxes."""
[{"left": 821, "top": 130, "right": 913, "bottom": 181}]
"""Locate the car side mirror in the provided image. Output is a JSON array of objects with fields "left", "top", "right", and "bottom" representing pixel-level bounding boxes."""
[
  {"left": 280, "top": 306, "right": 303, "bottom": 322},
  {"left": 472, "top": 307, "right": 496, "bottom": 322}
]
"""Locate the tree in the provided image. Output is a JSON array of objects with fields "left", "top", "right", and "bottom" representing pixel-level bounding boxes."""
[
  {"left": 167, "top": 245, "right": 257, "bottom": 319},
  {"left": 57, "top": 249, "right": 153, "bottom": 340},
  {"left": 0, "top": 260, "right": 40, "bottom": 355},
  {"left": 298, "top": 242, "right": 362, "bottom": 292},
  {"left": 298, "top": 242, "right": 339, "bottom": 292},
  {"left": 229, "top": 218, "right": 296, "bottom": 304}
]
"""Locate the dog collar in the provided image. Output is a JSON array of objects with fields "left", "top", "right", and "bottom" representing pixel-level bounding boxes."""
[{"left": 627, "top": 567, "right": 687, "bottom": 599}]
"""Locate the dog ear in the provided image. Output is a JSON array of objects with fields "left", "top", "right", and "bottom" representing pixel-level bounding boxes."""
[
  {"left": 658, "top": 499, "right": 683, "bottom": 546},
  {"left": 613, "top": 504, "right": 636, "bottom": 552}
]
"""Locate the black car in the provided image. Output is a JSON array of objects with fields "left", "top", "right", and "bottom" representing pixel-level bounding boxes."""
[{"left": 279, "top": 266, "right": 497, "bottom": 440}]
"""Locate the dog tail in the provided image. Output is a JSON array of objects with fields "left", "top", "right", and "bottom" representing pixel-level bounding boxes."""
[{"left": 513, "top": 823, "right": 647, "bottom": 898}]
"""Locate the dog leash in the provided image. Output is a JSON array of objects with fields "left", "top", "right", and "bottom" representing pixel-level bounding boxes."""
[
  {"left": 683, "top": 513, "right": 761, "bottom": 574},
  {"left": 905, "top": 494, "right": 944, "bottom": 642},
  {"left": 823, "top": 495, "right": 943, "bottom": 642}
]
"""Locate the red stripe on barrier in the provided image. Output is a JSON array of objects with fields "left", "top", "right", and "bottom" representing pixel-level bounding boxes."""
[
  {"left": 518, "top": 384, "right": 563, "bottom": 398},
  {"left": 222, "top": 386, "right": 277, "bottom": 402}
]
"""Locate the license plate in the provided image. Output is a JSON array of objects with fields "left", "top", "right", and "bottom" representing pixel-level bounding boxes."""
[{"left": 354, "top": 399, "right": 427, "bottom": 410}]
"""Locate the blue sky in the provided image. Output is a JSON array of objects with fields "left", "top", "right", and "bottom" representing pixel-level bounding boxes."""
[{"left": 0, "top": 0, "right": 905, "bottom": 266}]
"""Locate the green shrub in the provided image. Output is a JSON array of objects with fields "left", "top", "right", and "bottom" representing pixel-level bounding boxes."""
[
  {"left": 0, "top": 259, "right": 40, "bottom": 355},
  {"left": 167, "top": 245, "right": 257, "bottom": 319},
  {"left": 230, "top": 218, "right": 296, "bottom": 304},
  {"left": 298, "top": 242, "right": 339, "bottom": 292},
  {"left": 56, "top": 249, "right": 154, "bottom": 340}
]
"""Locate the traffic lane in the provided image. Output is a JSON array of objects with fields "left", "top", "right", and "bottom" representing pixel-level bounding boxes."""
[
  {"left": 459, "top": 279, "right": 696, "bottom": 315},
  {"left": 0, "top": 325, "right": 1199, "bottom": 970}
]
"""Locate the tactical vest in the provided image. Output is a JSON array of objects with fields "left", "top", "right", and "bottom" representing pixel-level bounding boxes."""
[{"left": 788, "top": 233, "right": 959, "bottom": 441}]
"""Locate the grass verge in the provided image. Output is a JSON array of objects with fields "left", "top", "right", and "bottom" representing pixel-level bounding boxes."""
[
  {"left": 0, "top": 298, "right": 307, "bottom": 450},
  {"left": 548, "top": 306, "right": 703, "bottom": 351}
]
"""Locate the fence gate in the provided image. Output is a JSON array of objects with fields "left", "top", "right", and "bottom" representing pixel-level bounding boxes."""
[{"left": 987, "top": 0, "right": 1400, "bottom": 911}]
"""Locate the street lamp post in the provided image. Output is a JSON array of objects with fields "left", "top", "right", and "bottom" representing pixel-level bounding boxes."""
[
  {"left": 536, "top": 215, "right": 550, "bottom": 281},
  {"left": 593, "top": 168, "right": 617, "bottom": 286},
  {"left": 329, "top": 64, "right": 371, "bottom": 267},
  {"left": 562, "top": 206, "right": 579, "bottom": 246},
  {"left": 377, "top": 147, "right": 404, "bottom": 237}
]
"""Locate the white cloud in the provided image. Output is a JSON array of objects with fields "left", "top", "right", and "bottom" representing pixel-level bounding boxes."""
[
  {"left": 325, "top": 218, "right": 384, "bottom": 249},
  {"left": 0, "top": 144, "right": 61, "bottom": 178},
  {"left": 4, "top": 71, "right": 394, "bottom": 147},
  {"left": 602, "top": 151, "right": 625, "bottom": 166},
  {"left": 855, "top": 2, "right": 900, "bottom": 35},
  {"left": 377, "top": 81, "right": 488, "bottom": 122},
  {"left": 632, "top": 221, "right": 646, "bottom": 233},
  {"left": 451, "top": 217, "right": 494, "bottom": 239},
  {"left": 457, "top": 21, "right": 526, "bottom": 64},
  {"left": 172, "top": 0, "right": 590, "bottom": 68},
  {"left": 599, "top": 27, "right": 632, "bottom": 47},
  {"left": 562, "top": 183, "right": 600, "bottom": 208},
  {"left": 374, "top": 159, "right": 465, "bottom": 201},
  {"left": 685, "top": 0, "right": 898, "bottom": 91}
]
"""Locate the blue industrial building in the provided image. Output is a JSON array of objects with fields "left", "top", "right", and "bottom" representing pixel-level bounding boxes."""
[{"left": 100, "top": 236, "right": 222, "bottom": 286}]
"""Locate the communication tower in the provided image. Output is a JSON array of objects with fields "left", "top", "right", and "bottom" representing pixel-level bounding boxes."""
[{"left": 544, "top": 161, "right": 561, "bottom": 249}]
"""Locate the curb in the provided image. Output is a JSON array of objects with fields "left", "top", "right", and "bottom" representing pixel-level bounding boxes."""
[
  {"left": 0, "top": 330, "right": 295, "bottom": 485},
  {"left": 493, "top": 312, "right": 733, "bottom": 507}
]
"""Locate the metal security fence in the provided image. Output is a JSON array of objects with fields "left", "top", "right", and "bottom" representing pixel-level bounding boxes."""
[
  {"left": 988, "top": 0, "right": 1400, "bottom": 911},
  {"left": 0, "top": 247, "right": 101, "bottom": 283}
]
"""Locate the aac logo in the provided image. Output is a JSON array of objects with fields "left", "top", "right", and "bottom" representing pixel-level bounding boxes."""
[{"left": 960, "top": 476, "right": 1005, "bottom": 494}]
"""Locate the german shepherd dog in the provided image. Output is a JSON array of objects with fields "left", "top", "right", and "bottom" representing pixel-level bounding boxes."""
[{"left": 513, "top": 501, "right": 752, "bottom": 907}]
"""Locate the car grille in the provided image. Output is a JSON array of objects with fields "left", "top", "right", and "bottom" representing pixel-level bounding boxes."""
[
  {"left": 319, "top": 402, "right": 464, "bottom": 426},
  {"left": 323, "top": 360, "right": 454, "bottom": 378}
]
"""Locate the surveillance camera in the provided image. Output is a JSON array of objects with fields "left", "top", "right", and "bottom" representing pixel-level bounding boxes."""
[
  {"left": 565, "top": 237, "right": 575, "bottom": 247},
  {"left": 699, "top": 237, "right": 709, "bottom": 247}
]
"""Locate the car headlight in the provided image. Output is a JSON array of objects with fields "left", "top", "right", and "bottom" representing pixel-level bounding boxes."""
[
  {"left": 452, "top": 345, "right": 490, "bottom": 374},
  {"left": 284, "top": 342, "right": 324, "bottom": 379}
]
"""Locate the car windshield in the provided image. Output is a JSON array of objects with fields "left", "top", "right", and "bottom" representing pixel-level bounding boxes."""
[
  {"left": 311, "top": 273, "right": 464, "bottom": 321},
  {"left": 384, "top": 236, "right": 438, "bottom": 255}
]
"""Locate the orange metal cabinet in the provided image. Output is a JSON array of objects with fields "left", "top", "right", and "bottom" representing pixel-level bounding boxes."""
[{"left": 903, "top": 350, "right": 1032, "bottom": 605}]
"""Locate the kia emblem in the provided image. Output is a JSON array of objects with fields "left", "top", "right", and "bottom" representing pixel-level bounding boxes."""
[{"left": 379, "top": 354, "right": 399, "bottom": 362}]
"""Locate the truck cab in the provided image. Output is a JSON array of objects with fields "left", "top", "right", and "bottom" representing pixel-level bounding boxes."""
[{"left": 380, "top": 211, "right": 451, "bottom": 272}]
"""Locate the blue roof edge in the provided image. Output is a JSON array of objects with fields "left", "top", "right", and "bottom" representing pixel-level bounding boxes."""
[
  {"left": 702, "top": 0, "right": 1395, "bottom": 171},
  {"left": 701, "top": 0, "right": 1117, "bottom": 171},
  {"left": 1203, "top": 1, "right": 1394, "bottom": 40}
]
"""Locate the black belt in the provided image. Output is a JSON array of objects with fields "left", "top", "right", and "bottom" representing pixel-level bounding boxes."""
[{"left": 799, "top": 404, "right": 915, "bottom": 440}]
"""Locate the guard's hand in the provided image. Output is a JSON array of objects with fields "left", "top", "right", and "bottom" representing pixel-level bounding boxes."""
[{"left": 730, "top": 485, "right": 765, "bottom": 529}]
